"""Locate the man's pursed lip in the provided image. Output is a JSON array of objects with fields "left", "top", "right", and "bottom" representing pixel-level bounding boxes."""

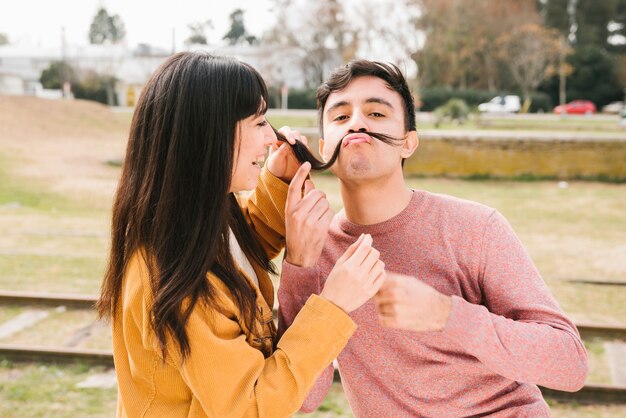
[{"left": 343, "top": 133, "right": 372, "bottom": 147}]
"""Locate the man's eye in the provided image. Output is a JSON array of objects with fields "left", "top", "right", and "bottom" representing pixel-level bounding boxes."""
[
  {"left": 371, "top": 112, "right": 384, "bottom": 117},
  {"left": 333, "top": 115, "right": 348, "bottom": 121}
]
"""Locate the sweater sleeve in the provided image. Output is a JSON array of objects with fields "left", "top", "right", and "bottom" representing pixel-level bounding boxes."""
[
  {"left": 241, "top": 167, "right": 289, "bottom": 260},
  {"left": 442, "top": 211, "right": 588, "bottom": 391},
  {"left": 277, "top": 260, "right": 335, "bottom": 412},
  {"left": 174, "top": 293, "right": 355, "bottom": 417}
]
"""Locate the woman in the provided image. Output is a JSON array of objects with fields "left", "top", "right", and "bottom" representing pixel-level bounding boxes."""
[{"left": 97, "top": 51, "right": 384, "bottom": 417}]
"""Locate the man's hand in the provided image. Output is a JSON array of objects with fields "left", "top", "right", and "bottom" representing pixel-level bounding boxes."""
[
  {"left": 375, "top": 272, "right": 452, "bottom": 332},
  {"left": 285, "top": 162, "right": 334, "bottom": 268},
  {"left": 266, "top": 126, "right": 308, "bottom": 183}
]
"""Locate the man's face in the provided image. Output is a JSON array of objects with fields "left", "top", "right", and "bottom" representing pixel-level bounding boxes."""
[{"left": 319, "top": 76, "right": 417, "bottom": 182}]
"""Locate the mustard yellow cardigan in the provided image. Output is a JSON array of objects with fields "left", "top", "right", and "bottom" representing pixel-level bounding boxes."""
[{"left": 112, "top": 168, "right": 356, "bottom": 417}]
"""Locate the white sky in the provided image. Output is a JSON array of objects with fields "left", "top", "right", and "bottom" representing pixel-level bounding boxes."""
[{"left": 0, "top": 0, "right": 274, "bottom": 50}]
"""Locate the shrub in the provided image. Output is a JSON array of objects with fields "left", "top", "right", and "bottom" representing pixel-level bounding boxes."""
[{"left": 433, "top": 99, "right": 470, "bottom": 126}]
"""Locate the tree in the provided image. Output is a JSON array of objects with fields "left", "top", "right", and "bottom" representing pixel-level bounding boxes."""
[
  {"left": 39, "top": 61, "right": 77, "bottom": 89},
  {"left": 0, "top": 33, "right": 8, "bottom": 45},
  {"left": 497, "top": 23, "right": 561, "bottom": 108},
  {"left": 411, "top": 0, "right": 541, "bottom": 91},
  {"left": 185, "top": 20, "right": 213, "bottom": 45},
  {"left": 265, "top": 0, "right": 349, "bottom": 87},
  {"left": 88, "top": 7, "right": 126, "bottom": 44},
  {"left": 223, "top": 9, "right": 257, "bottom": 45}
]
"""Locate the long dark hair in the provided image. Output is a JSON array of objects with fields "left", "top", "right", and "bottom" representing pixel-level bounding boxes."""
[
  {"left": 274, "top": 128, "right": 404, "bottom": 171},
  {"left": 97, "top": 52, "right": 276, "bottom": 361}
]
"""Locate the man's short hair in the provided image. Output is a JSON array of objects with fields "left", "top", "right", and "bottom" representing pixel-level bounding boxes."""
[{"left": 316, "top": 60, "right": 416, "bottom": 137}]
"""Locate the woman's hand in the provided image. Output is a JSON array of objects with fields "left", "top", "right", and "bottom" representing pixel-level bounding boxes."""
[
  {"left": 285, "top": 162, "right": 334, "bottom": 268},
  {"left": 320, "top": 234, "right": 386, "bottom": 313},
  {"left": 266, "top": 126, "right": 308, "bottom": 183}
]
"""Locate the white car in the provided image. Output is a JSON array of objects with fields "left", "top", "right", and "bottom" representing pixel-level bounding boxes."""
[
  {"left": 478, "top": 95, "right": 521, "bottom": 113},
  {"left": 601, "top": 101, "right": 625, "bottom": 114}
]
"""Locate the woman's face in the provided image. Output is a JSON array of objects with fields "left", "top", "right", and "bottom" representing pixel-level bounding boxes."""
[{"left": 230, "top": 112, "right": 277, "bottom": 193}]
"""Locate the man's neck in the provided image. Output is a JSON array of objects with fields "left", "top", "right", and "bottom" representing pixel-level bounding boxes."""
[{"left": 339, "top": 170, "right": 413, "bottom": 226}]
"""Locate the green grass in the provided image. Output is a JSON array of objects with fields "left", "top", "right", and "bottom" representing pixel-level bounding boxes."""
[
  {"left": 0, "top": 305, "right": 23, "bottom": 325},
  {"left": 0, "top": 360, "right": 116, "bottom": 418},
  {"left": 0, "top": 254, "right": 105, "bottom": 294},
  {"left": 266, "top": 113, "right": 625, "bottom": 133},
  {"left": 0, "top": 157, "right": 72, "bottom": 213},
  {"left": 267, "top": 115, "right": 319, "bottom": 129}
]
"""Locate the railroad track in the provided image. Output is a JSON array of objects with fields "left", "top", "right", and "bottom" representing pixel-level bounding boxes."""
[{"left": 1, "top": 290, "right": 626, "bottom": 404}]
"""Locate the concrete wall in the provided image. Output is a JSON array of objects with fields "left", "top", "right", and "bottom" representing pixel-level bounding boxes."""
[
  {"left": 407, "top": 132, "right": 626, "bottom": 180},
  {"left": 298, "top": 128, "right": 626, "bottom": 181}
]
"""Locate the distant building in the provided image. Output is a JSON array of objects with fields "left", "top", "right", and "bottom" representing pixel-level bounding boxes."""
[{"left": 0, "top": 42, "right": 313, "bottom": 107}]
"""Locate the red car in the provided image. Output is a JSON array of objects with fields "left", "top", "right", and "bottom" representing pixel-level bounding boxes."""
[{"left": 554, "top": 100, "right": 596, "bottom": 115}]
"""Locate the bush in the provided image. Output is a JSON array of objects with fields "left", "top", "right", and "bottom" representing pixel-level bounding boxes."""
[
  {"left": 71, "top": 71, "right": 118, "bottom": 106},
  {"left": 419, "top": 88, "right": 553, "bottom": 113},
  {"left": 419, "top": 88, "right": 496, "bottom": 111},
  {"left": 433, "top": 99, "right": 470, "bottom": 126},
  {"left": 527, "top": 92, "right": 553, "bottom": 113},
  {"left": 267, "top": 87, "right": 317, "bottom": 109},
  {"left": 40, "top": 61, "right": 77, "bottom": 89}
]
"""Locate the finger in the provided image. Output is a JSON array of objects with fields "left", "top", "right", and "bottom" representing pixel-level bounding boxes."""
[
  {"left": 289, "top": 130, "right": 301, "bottom": 144},
  {"left": 360, "top": 247, "right": 380, "bottom": 271},
  {"left": 286, "top": 162, "right": 311, "bottom": 208},
  {"left": 337, "top": 233, "right": 366, "bottom": 263},
  {"left": 376, "top": 301, "right": 396, "bottom": 316},
  {"left": 320, "top": 206, "right": 335, "bottom": 224},
  {"left": 296, "top": 189, "right": 327, "bottom": 215},
  {"left": 372, "top": 271, "right": 386, "bottom": 292},
  {"left": 304, "top": 179, "right": 315, "bottom": 196},
  {"left": 307, "top": 198, "right": 331, "bottom": 222},
  {"left": 278, "top": 126, "right": 298, "bottom": 145},
  {"left": 369, "top": 259, "right": 385, "bottom": 277},
  {"left": 299, "top": 134, "right": 308, "bottom": 146},
  {"left": 347, "top": 234, "right": 374, "bottom": 265}
]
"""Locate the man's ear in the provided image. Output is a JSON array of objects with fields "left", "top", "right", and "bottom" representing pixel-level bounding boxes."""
[
  {"left": 319, "top": 138, "right": 326, "bottom": 162},
  {"left": 401, "top": 131, "right": 419, "bottom": 159}
]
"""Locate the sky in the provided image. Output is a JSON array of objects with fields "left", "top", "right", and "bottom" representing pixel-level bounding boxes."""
[{"left": 0, "top": 0, "right": 275, "bottom": 50}]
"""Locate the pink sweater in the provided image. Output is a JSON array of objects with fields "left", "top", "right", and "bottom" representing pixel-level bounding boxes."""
[{"left": 278, "top": 190, "right": 588, "bottom": 417}]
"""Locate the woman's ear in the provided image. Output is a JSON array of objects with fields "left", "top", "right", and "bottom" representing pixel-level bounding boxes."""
[{"left": 401, "top": 131, "right": 419, "bottom": 159}]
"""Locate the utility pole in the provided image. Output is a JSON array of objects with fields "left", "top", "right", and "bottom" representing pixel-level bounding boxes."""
[
  {"left": 61, "top": 26, "right": 70, "bottom": 99},
  {"left": 559, "top": 35, "right": 567, "bottom": 107},
  {"left": 171, "top": 28, "right": 176, "bottom": 55}
]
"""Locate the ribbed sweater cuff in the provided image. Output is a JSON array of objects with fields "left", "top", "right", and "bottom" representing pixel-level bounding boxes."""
[{"left": 281, "top": 260, "right": 320, "bottom": 281}]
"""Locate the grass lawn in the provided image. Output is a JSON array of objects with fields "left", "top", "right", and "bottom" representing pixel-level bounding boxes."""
[
  {"left": 1, "top": 362, "right": 625, "bottom": 418},
  {"left": 267, "top": 113, "right": 626, "bottom": 133}
]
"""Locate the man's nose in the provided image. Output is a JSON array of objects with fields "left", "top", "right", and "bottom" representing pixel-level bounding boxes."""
[{"left": 347, "top": 112, "right": 369, "bottom": 133}]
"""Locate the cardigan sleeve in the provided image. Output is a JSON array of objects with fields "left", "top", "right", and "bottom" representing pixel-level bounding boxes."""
[
  {"left": 241, "top": 167, "right": 289, "bottom": 260},
  {"left": 171, "top": 293, "right": 355, "bottom": 417},
  {"left": 277, "top": 260, "right": 335, "bottom": 412}
]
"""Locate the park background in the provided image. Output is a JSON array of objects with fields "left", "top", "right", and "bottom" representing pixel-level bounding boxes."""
[{"left": 1, "top": 0, "right": 626, "bottom": 416}]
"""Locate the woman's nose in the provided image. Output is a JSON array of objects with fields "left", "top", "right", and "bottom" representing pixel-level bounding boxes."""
[{"left": 264, "top": 125, "right": 278, "bottom": 146}]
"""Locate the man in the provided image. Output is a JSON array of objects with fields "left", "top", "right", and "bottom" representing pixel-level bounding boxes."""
[{"left": 278, "top": 60, "right": 588, "bottom": 417}]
